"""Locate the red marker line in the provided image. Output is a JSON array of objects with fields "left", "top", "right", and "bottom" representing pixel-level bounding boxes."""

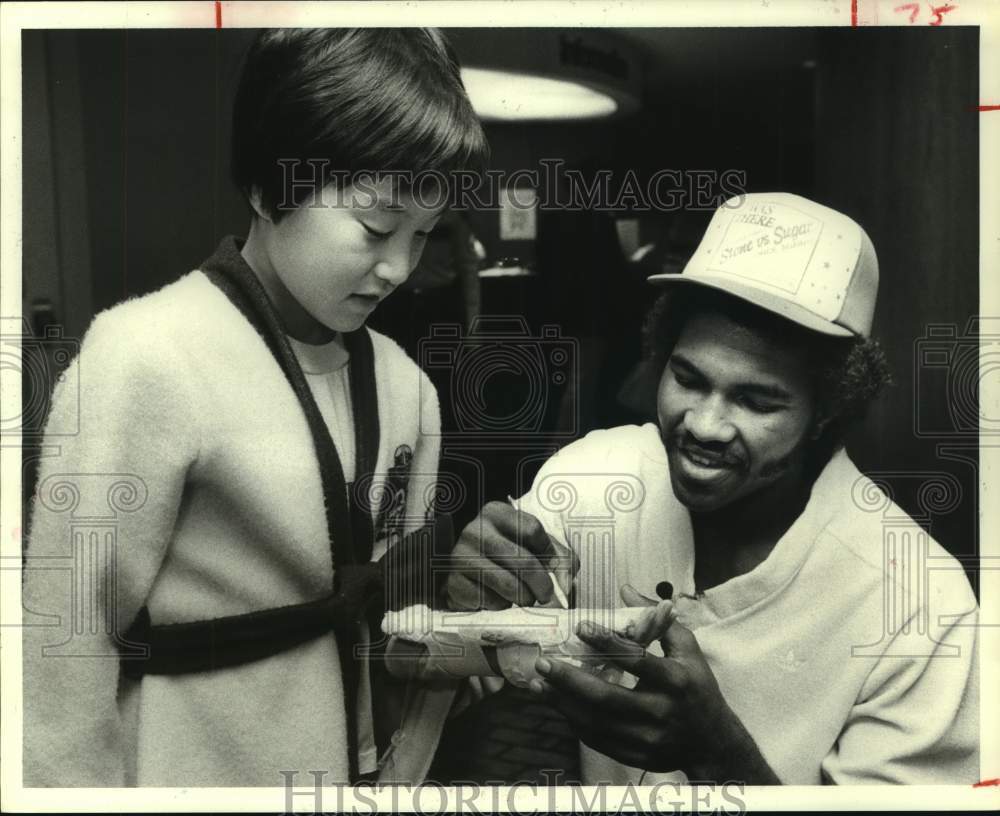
[
  {"left": 973, "top": 778, "right": 1000, "bottom": 788},
  {"left": 215, "top": 0, "right": 222, "bottom": 29},
  {"left": 974, "top": 105, "right": 1000, "bottom": 112},
  {"left": 851, "top": 0, "right": 858, "bottom": 27}
]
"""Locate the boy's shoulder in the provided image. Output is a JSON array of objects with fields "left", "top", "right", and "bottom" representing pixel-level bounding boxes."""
[
  {"left": 366, "top": 327, "right": 432, "bottom": 383},
  {"left": 85, "top": 270, "right": 257, "bottom": 356}
]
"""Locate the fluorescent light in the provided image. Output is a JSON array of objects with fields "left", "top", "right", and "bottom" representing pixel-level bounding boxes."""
[{"left": 460, "top": 67, "right": 618, "bottom": 121}]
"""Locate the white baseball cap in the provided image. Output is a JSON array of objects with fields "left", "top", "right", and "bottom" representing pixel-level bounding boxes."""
[{"left": 647, "top": 193, "right": 879, "bottom": 337}]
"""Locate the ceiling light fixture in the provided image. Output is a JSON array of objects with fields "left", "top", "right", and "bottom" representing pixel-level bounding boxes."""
[
  {"left": 460, "top": 67, "right": 619, "bottom": 122},
  {"left": 448, "top": 30, "right": 641, "bottom": 123}
]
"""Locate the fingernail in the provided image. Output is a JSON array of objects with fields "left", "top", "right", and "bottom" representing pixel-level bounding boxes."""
[
  {"left": 529, "top": 678, "right": 545, "bottom": 694},
  {"left": 535, "top": 657, "right": 552, "bottom": 675}
]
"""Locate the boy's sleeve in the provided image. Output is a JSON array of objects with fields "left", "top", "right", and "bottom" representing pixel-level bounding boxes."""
[
  {"left": 377, "top": 367, "right": 444, "bottom": 609},
  {"left": 21, "top": 313, "right": 201, "bottom": 787},
  {"left": 820, "top": 577, "right": 980, "bottom": 785},
  {"left": 403, "top": 368, "right": 441, "bottom": 534}
]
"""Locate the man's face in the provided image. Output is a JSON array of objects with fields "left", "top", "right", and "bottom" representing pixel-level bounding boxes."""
[{"left": 657, "top": 310, "right": 819, "bottom": 513}]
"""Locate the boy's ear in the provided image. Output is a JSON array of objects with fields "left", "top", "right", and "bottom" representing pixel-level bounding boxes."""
[{"left": 248, "top": 187, "right": 272, "bottom": 223}]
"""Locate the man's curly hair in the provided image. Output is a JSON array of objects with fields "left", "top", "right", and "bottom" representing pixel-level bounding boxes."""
[{"left": 643, "top": 287, "right": 893, "bottom": 471}]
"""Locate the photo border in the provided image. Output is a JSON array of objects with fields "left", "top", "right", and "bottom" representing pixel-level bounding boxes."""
[{"left": 2, "top": 1, "right": 997, "bottom": 811}]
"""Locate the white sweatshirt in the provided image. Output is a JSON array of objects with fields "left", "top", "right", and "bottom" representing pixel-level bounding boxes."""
[{"left": 516, "top": 424, "right": 979, "bottom": 785}]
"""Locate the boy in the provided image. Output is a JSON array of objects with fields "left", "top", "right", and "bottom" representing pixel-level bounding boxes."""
[{"left": 22, "top": 28, "right": 486, "bottom": 786}]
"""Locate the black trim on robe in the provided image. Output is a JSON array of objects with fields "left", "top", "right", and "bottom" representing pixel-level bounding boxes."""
[{"left": 121, "top": 236, "right": 383, "bottom": 782}]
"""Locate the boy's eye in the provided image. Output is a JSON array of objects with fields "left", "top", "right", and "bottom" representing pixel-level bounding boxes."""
[{"left": 361, "top": 223, "right": 391, "bottom": 239}]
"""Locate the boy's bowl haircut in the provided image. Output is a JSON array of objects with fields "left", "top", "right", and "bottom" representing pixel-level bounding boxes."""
[{"left": 231, "top": 29, "right": 489, "bottom": 220}]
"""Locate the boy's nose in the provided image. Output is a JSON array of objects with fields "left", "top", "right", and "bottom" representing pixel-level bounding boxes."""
[{"left": 372, "top": 257, "right": 410, "bottom": 287}]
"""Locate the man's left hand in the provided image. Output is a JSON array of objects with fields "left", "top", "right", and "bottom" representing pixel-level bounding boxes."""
[{"left": 531, "top": 585, "right": 780, "bottom": 783}]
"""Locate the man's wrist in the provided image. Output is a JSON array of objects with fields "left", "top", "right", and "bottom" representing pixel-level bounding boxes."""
[{"left": 686, "top": 706, "right": 781, "bottom": 785}]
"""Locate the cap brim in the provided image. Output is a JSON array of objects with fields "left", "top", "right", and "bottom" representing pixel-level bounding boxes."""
[{"left": 646, "top": 273, "right": 856, "bottom": 338}]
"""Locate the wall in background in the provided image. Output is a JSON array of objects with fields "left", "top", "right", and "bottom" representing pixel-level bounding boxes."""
[
  {"left": 815, "top": 26, "right": 979, "bottom": 585},
  {"left": 20, "top": 28, "right": 979, "bottom": 571},
  {"left": 76, "top": 29, "right": 256, "bottom": 314}
]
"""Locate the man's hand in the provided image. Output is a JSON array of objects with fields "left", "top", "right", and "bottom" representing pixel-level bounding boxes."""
[
  {"left": 444, "top": 501, "right": 579, "bottom": 610},
  {"left": 530, "top": 584, "right": 780, "bottom": 783}
]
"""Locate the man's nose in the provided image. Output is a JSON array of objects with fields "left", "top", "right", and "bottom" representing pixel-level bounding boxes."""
[{"left": 684, "top": 394, "right": 736, "bottom": 443}]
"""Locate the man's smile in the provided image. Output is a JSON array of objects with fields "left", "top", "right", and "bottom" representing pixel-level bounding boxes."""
[
  {"left": 674, "top": 446, "right": 738, "bottom": 486},
  {"left": 679, "top": 444, "right": 737, "bottom": 469}
]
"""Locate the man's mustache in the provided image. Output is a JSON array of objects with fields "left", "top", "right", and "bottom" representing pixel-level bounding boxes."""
[{"left": 662, "top": 431, "right": 746, "bottom": 469}]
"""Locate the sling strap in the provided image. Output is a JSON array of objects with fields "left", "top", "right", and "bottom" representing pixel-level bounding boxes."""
[
  {"left": 119, "top": 236, "right": 399, "bottom": 782},
  {"left": 121, "top": 562, "right": 382, "bottom": 677}
]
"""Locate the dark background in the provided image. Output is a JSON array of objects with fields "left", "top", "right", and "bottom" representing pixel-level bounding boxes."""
[{"left": 22, "top": 27, "right": 980, "bottom": 589}]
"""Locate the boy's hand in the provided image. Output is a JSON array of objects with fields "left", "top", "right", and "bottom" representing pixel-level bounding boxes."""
[
  {"left": 530, "top": 584, "right": 780, "bottom": 783},
  {"left": 445, "top": 501, "right": 579, "bottom": 610}
]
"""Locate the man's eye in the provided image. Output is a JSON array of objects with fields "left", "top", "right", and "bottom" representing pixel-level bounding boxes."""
[
  {"left": 738, "top": 396, "right": 781, "bottom": 414},
  {"left": 362, "top": 223, "right": 391, "bottom": 239},
  {"left": 671, "top": 369, "right": 699, "bottom": 389}
]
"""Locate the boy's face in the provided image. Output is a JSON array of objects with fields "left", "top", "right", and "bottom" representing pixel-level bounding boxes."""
[
  {"left": 255, "top": 175, "right": 444, "bottom": 334},
  {"left": 656, "top": 309, "right": 819, "bottom": 514}
]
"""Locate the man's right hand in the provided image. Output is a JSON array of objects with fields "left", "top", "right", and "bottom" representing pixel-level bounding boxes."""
[{"left": 444, "top": 501, "right": 580, "bottom": 610}]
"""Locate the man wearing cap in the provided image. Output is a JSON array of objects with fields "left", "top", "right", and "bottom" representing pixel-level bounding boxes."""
[{"left": 442, "top": 193, "right": 979, "bottom": 784}]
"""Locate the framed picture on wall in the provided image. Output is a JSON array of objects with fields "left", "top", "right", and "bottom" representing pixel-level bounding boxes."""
[{"left": 499, "top": 186, "right": 538, "bottom": 240}]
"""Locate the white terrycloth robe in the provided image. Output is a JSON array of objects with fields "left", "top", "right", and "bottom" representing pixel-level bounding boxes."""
[{"left": 21, "top": 269, "right": 453, "bottom": 786}]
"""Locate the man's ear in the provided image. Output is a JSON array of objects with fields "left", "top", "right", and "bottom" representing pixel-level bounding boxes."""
[
  {"left": 809, "top": 411, "right": 832, "bottom": 440},
  {"left": 248, "top": 187, "right": 273, "bottom": 223}
]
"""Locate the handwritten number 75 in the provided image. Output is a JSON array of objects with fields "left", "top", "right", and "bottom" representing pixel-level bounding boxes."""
[{"left": 894, "top": 3, "right": 957, "bottom": 25}]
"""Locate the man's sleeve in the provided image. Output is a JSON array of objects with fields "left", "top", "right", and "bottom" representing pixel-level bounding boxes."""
[
  {"left": 453, "top": 441, "right": 588, "bottom": 711},
  {"left": 516, "top": 430, "right": 631, "bottom": 609},
  {"left": 513, "top": 435, "right": 606, "bottom": 552},
  {"left": 820, "top": 580, "right": 980, "bottom": 785},
  {"left": 455, "top": 431, "right": 623, "bottom": 709},
  {"left": 21, "top": 314, "right": 201, "bottom": 786}
]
